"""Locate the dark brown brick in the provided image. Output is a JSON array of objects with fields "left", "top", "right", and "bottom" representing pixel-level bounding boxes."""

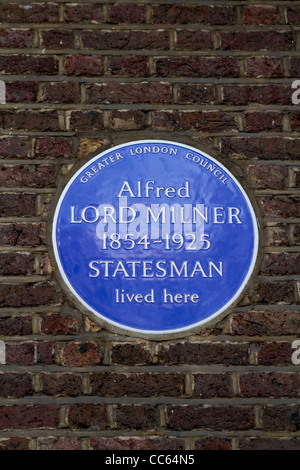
[
  {"left": 6, "top": 81, "right": 38, "bottom": 103},
  {"left": 239, "top": 438, "right": 300, "bottom": 451},
  {"left": 244, "top": 111, "right": 282, "bottom": 132},
  {"left": 0, "top": 193, "right": 36, "bottom": 217},
  {"left": 106, "top": 110, "right": 147, "bottom": 131},
  {"left": 257, "top": 342, "right": 294, "bottom": 365},
  {"left": 0, "top": 3, "right": 59, "bottom": 23},
  {"left": 68, "top": 404, "right": 109, "bottom": 430},
  {"left": 0, "top": 438, "right": 30, "bottom": 450},
  {"left": 37, "top": 437, "right": 81, "bottom": 451},
  {"left": 0, "top": 282, "right": 58, "bottom": 308},
  {"left": 1, "top": 110, "right": 60, "bottom": 132},
  {"left": 262, "top": 406, "right": 300, "bottom": 432},
  {"left": 0, "top": 164, "right": 56, "bottom": 188},
  {"left": 64, "top": 4, "right": 103, "bottom": 23},
  {"left": 36, "top": 137, "right": 74, "bottom": 159},
  {"left": 0, "top": 405, "right": 60, "bottom": 430},
  {"left": 221, "top": 137, "right": 300, "bottom": 161},
  {"left": 110, "top": 342, "right": 152, "bottom": 365},
  {"left": 258, "top": 196, "right": 300, "bottom": 218},
  {"left": 65, "top": 55, "right": 103, "bottom": 76},
  {"left": 0, "top": 373, "right": 33, "bottom": 398},
  {"left": 0, "top": 29, "right": 35, "bottom": 48},
  {"left": 286, "top": 7, "right": 300, "bottom": 25},
  {"left": 0, "top": 222, "right": 46, "bottom": 247},
  {"left": 109, "top": 4, "right": 146, "bottom": 24},
  {"left": 175, "top": 30, "right": 214, "bottom": 50},
  {"left": 40, "top": 373, "right": 82, "bottom": 397},
  {"left": 0, "top": 55, "right": 58, "bottom": 74},
  {"left": 247, "top": 164, "right": 289, "bottom": 189},
  {"left": 68, "top": 111, "right": 104, "bottom": 132},
  {"left": 195, "top": 437, "right": 232, "bottom": 450},
  {"left": 41, "top": 30, "right": 75, "bottom": 49},
  {"left": 115, "top": 405, "right": 158, "bottom": 430},
  {"left": 178, "top": 84, "right": 215, "bottom": 104},
  {"left": 108, "top": 56, "right": 149, "bottom": 76},
  {"left": 156, "top": 57, "right": 239, "bottom": 78},
  {"left": 42, "top": 82, "right": 81, "bottom": 104},
  {"left": 231, "top": 310, "right": 300, "bottom": 336},
  {"left": 86, "top": 82, "right": 172, "bottom": 104},
  {"left": 152, "top": 5, "right": 235, "bottom": 25},
  {"left": 81, "top": 30, "right": 169, "bottom": 51},
  {"left": 90, "top": 437, "right": 183, "bottom": 451},
  {"left": 192, "top": 374, "right": 233, "bottom": 398},
  {"left": 254, "top": 280, "right": 294, "bottom": 304},
  {"left": 220, "top": 31, "right": 295, "bottom": 51},
  {"left": 153, "top": 110, "right": 237, "bottom": 132},
  {"left": 60, "top": 342, "right": 102, "bottom": 366},
  {"left": 246, "top": 57, "right": 284, "bottom": 78},
  {"left": 40, "top": 313, "right": 80, "bottom": 336},
  {"left": 262, "top": 253, "right": 300, "bottom": 276},
  {"left": 0, "top": 137, "right": 31, "bottom": 159},
  {"left": 166, "top": 406, "right": 254, "bottom": 431},
  {"left": 243, "top": 6, "right": 280, "bottom": 25},
  {"left": 0, "top": 315, "right": 32, "bottom": 336},
  {"left": 0, "top": 252, "right": 35, "bottom": 275}
]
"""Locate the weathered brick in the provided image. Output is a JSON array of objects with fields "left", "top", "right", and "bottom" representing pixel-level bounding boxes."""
[
  {"left": 68, "top": 404, "right": 109, "bottom": 430},
  {"left": 247, "top": 164, "right": 289, "bottom": 189},
  {"left": 0, "top": 3, "right": 59, "bottom": 23},
  {"left": 242, "top": 6, "right": 280, "bottom": 25},
  {"left": 0, "top": 193, "right": 36, "bottom": 217},
  {"left": 0, "top": 55, "right": 58, "bottom": 74},
  {"left": 115, "top": 405, "right": 158, "bottom": 430},
  {"left": 192, "top": 374, "right": 233, "bottom": 398},
  {"left": 68, "top": 110, "right": 104, "bottom": 132},
  {"left": 286, "top": 7, "right": 300, "bottom": 25},
  {"left": 0, "top": 282, "right": 58, "bottom": 308},
  {"left": 86, "top": 82, "right": 172, "bottom": 104},
  {"left": 64, "top": 4, "right": 103, "bottom": 23},
  {"left": 230, "top": 310, "right": 300, "bottom": 336},
  {"left": 195, "top": 437, "right": 232, "bottom": 450},
  {"left": 65, "top": 55, "right": 103, "bottom": 76},
  {"left": 0, "top": 137, "right": 31, "bottom": 159},
  {"left": 6, "top": 342, "right": 54, "bottom": 365},
  {"left": 36, "top": 137, "right": 74, "bottom": 159},
  {"left": 0, "top": 29, "right": 35, "bottom": 48},
  {"left": 258, "top": 196, "right": 300, "bottom": 218},
  {"left": 40, "top": 313, "right": 80, "bottom": 336},
  {"left": 0, "top": 222, "right": 46, "bottom": 246},
  {"left": 37, "top": 437, "right": 81, "bottom": 451},
  {"left": 6, "top": 81, "right": 38, "bottom": 103},
  {"left": 158, "top": 341, "right": 249, "bottom": 365},
  {"left": 40, "top": 373, "right": 82, "bottom": 396},
  {"left": 110, "top": 342, "right": 152, "bottom": 365},
  {"left": 1, "top": 110, "right": 60, "bottom": 132},
  {"left": 106, "top": 110, "right": 147, "bottom": 131},
  {"left": 89, "top": 372, "right": 185, "bottom": 397},
  {"left": 41, "top": 30, "right": 75, "bottom": 49},
  {"left": 109, "top": 4, "right": 146, "bottom": 24},
  {"left": 289, "top": 112, "right": 300, "bottom": 132},
  {"left": 220, "top": 31, "right": 295, "bottom": 51},
  {"left": 262, "top": 253, "right": 300, "bottom": 276},
  {"left": 60, "top": 342, "right": 102, "bottom": 366},
  {"left": 244, "top": 111, "right": 282, "bottom": 132},
  {"left": 0, "top": 252, "right": 35, "bottom": 275},
  {"left": 0, "top": 164, "right": 56, "bottom": 188},
  {"left": 0, "top": 438, "right": 30, "bottom": 450},
  {"left": 41, "top": 82, "right": 81, "bottom": 104},
  {"left": 221, "top": 137, "right": 300, "bottom": 161},
  {"left": 108, "top": 56, "right": 149, "bottom": 76},
  {"left": 156, "top": 57, "right": 239, "bottom": 78},
  {"left": 239, "top": 438, "right": 300, "bottom": 451},
  {"left": 0, "top": 373, "right": 33, "bottom": 398},
  {"left": 265, "top": 223, "right": 291, "bottom": 247},
  {"left": 81, "top": 30, "right": 169, "bottom": 51},
  {"left": 253, "top": 280, "right": 294, "bottom": 305},
  {"left": 0, "top": 315, "right": 32, "bottom": 336},
  {"left": 257, "top": 342, "right": 294, "bottom": 365},
  {"left": 175, "top": 30, "right": 214, "bottom": 50},
  {"left": 178, "top": 84, "right": 215, "bottom": 104},
  {"left": 90, "top": 437, "right": 183, "bottom": 451},
  {"left": 166, "top": 406, "right": 254, "bottom": 431},
  {"left": 246, "top": 57, "right": 284, "bottom": 78},
  {"left": 0, "top": 405, "right": 60, "bottom": 430},
  {"left": 262, "top": 406, "right": 300, "bottom": 432},
  {"left": 153, "top": 110, "right": 237, "bottom": 132},
  {"left": 152, "top": 5, "right": 235, "bottom": 25},
  {"left": 222, "top": 85, "right": 291, "bottom": 105}
]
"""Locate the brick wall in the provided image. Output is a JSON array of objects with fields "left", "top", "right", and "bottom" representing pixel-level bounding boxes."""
[{"left": 0, "top": 0, "right": 299, "bottom": 451}]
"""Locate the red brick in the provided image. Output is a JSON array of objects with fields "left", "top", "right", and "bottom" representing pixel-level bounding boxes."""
[
  {"left": 0, "top": 438, "right": 30, "bottom": 450},
  {"left": 244, "top": 111, "right": 282, "bottom": 132},
  {"left": 0, "top": 137, "right": 31, "bottom": 159},
  {"left": 0, "top": 193, "right": 36, "bottom": 217},
  {"left": 0, "top": 222, "right": 46, "bottom": 246},
  {"left": 115, "top": 405, "right": 158, "bottom": 430},
  {"left": 0, "top": 405, "right": 60, "bottom": 430},
  {"left": 231, "top": 310, "right": 300, "bottom": 336},
  {"left": 262, "top": 253, "right": 300, "bottom": 276},
  {"left": 0, "top": 164, "right": 56, "bottom": 188},
  {"left": 109, "top": 4, "right": 146, "bottom": 24},
  {"left": 246, "top": 56, "right": 284, "bottom": 78},
  {"left": 221, "top": 137, "right": 300, "bottom": 161},
  {"left": 65, "top": 55, "right": 103, "bottom": 76},
  {"left": 0, "top": 29, "right": 35, "bottom": 48},
  {"left": 152, "top": 5, "right": 235, "bottom": 25},
  {"left": 40, "top": 313, "right": 80, "bottom": 336},
  {"left": 192, "top": 374, "right": 233, "bottom": 398},
  {"left": 239, "top": 438, "right": 300, "bottom": 451},
  {"left": 36, "top": 137, "right": 74, "bottom": 159},
  {"left": 64, "top": 4, "right": 103, "bottom": 23},
  {"left": 0, "top": 55, "right": 58, "bottom": 74},
  {"left": 195, "top": 437, "right": 232, "bottom": 450},
  {"left": 89, "top": 372, "right": 185, "bottom": 397},
  {"left": 37, "top": 437, "right": 81, "bottom": 451},
  {"left": 243, "top": 6, "right": 280, "bottom": 25},
  {"left": 60, "top": 342, "right": 102, "bottom": 366},
  {"left": 178, "top": 84, "right": 215, "bottom": 104},
  {"left": 0, "top": 373, "right": 33, "bottom": 398},
  {"left": 110, "top": 343, "right": 152, "bottom": 365},
  {"left": 222, "top": 85, "right": 291, "bottom": 105},
  {"left": 253, "top": 280, "right": 294, "bottom": 304},
  {"left": 68, "top": 111, "right": 104, "bottom": 131},
  {"left": 175, "top": 30, "right": 214, "bottom": 50},
  {"left": 153, "top": 110, "right": 237, "bottom": 132},
  {"left": 0, "top": 252, "right": 35, "bottom": 275},
  {"left": 42, "top": 82, "right": 81, "bottom": 103},
  {"left": 1, "top": 110, "right": 60, "bottom": 132},
  {"left": 41, "top": 30, "right": 75, "bottom": 49},
  {"left": 0, "top": 3, "right": 59, "bottom": 23},
  {"left": 81, "top": 30, "right": 169, "bottom": 50},
  {"left": 286, "top": 7, "right": 300, "bottom": 25},
  {"left": 86, "top": 82, "right": 172, "bottom": 104},
  {"left": 258, "top": 196, "right": 300, "bottom": 218},
  {"left": 247, "top": 164, "right": 289, "bottom": 189},
  {"left": 40, "top": 373, "right": 82, "bottom": 396},
  {"left": 6, "top": 81, "right": 38, "bottom": 103},
  {"left": 108, "top": 56, "right": 149, "bottom": 76},
  {"left": 262, "top": 406, "right": 300, "bottom": 432},
  {"left": 158, "top": 341, "right": 249, "bottom": 365},
  {"left": 0, "top": 315, "right": 32, "bottom": 336},
  {"left": 257, "top": 342, "right": 294, "bottom": 365},
  {"left": 0, "top": 282, "right": 58, "bottom": 308},
  {"left": 68, "top": 404, "right": 109, "bottom": 430},
  {"left": 90, "top": 437, "right": 183, "bottom": 451},
  {"left": 166, "top": 406, "right": 254, "bottom": 431},
  {"left": 6, "top": 342, "right": 54, "bottom": 365},
  {"left": 155, "top": 57, "right": 239, "bottom": 77},
  {"left": 220, "top": 31, "right": 295, "bottom": 51}
]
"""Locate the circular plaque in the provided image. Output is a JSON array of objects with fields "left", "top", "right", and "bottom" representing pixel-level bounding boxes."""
[{"left": 52, "top": 140, "right": 259, "bottom": 335}]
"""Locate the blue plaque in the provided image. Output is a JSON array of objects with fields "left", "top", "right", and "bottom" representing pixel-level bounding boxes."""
[{"left": 52, "top": 140, "right": 259, "bottom": 335}]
